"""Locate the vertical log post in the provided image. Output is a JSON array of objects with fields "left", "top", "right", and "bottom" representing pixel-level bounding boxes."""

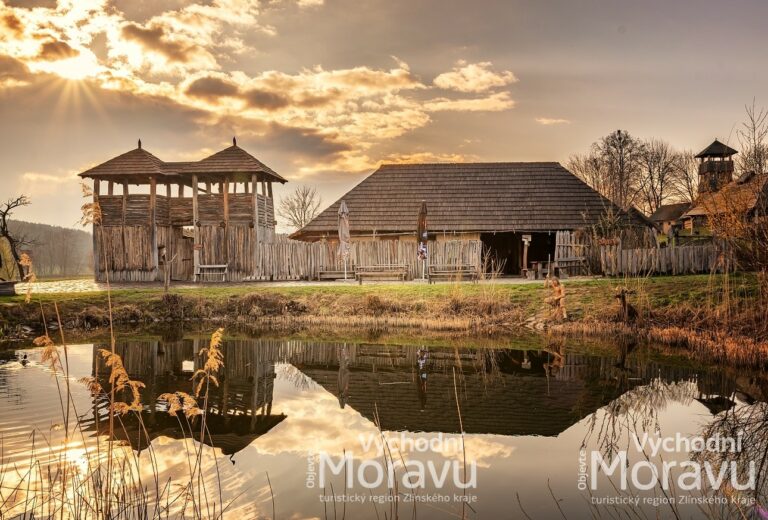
[
  {"left": 261, "top": 181, "right": 267, "bottom": 241},
  {"left": 223, "top": 180, "right": 229, "bottom": 265},
  {"left": 121, "top": 182, "right": 128, "bottom": 273},
  {"left": 150, "top": 177, "right": 158, "bottom": 278},
  {"left": 93, "top": 180, "right": 101, "bottom": 280},
  {"left": 107, "top": 181, "right": 114, "bottom": 196},
  {"left": 192, "top": 175, "right": 200, "bottom": 282},
  {"left": 252, "top": 173, "right": 260, "bottom": 276}
]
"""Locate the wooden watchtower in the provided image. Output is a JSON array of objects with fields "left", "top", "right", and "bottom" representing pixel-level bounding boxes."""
[{"left": 78, "top": 138, "right": 286, "bottom": 282}]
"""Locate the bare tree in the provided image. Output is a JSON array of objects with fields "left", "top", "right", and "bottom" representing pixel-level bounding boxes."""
[
  {"left": 637, "top": 139, "right": 680, "bottom": 214},
  {"left": 570, "top": 130, "right": 644, "bottom": 211},
  {"left": 670, "top": 150, "right": 699, "bottom": 203},
  {"left": 737, "top": 99, "right": 768, "bottom": 176},
  {"left": 568, "top": 152, "right": 611, "bottom": 199},
  {"left": 277, "top": 185, "right": 322, "bottom": 230},
  {"left": 0, "top": 195, "right": 31, "bottom": 280}
]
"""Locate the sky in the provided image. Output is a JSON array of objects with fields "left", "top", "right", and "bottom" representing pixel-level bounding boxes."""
[{"left": 1, "top": 0, "right": 767, "bottom": 231}]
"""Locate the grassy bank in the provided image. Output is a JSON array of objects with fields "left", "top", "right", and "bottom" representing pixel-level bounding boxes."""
[{"left": 1, "top": 274, "right": 764, "bottom": 354}]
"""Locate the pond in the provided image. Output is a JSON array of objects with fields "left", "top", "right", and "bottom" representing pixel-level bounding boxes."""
[{"left": 0, "top": 332, "right": 766, "bottom": 519}]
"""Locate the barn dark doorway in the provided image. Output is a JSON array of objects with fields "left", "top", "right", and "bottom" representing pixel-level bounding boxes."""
[{"left": 480, "top": 232, "right": 556, "bottom": 276}]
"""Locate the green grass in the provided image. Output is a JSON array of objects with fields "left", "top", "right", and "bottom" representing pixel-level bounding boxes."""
[{"left": 1, "top": 273, "right": 761, "bottom": 339}]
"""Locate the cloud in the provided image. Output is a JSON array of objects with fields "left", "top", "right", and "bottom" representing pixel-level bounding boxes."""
[
  {"left": 37, "top": 39, "right": 79, "bottom": 61},
  {"left": 2, "top": 12, "right": 23, "bottom": 36},
  {"left": 21, "top": 172, "right": 73, "bottom": 184},
  {"left": 433, "top": 60, "right": 517, "bottom": 93},
  {"left": 381, "top": 151, "right": 477, "bottom": 164},
  {"left": 425, "top": 91, "right": 514, "bottom": 112},
  {"left": 242, "top": 87, "right": 291, "bottom": 111},
  {"left": 535, "top": 117, "right": 570, "bottom": 125},
  {"left": 0, "top": 1, "right": 518, "bottom": 178},
  {"left": 121, "top": 22, "right": 204, "bottom": 64},
  {"left": 184, "top": 74, "right": 239, "bottom": 101}
]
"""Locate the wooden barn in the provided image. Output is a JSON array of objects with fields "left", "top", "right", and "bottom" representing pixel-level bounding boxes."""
[
  {"left": 292, "top": 162, "right": 648, "bottom": 275},
  {"left": 79, "top": 139, "right": 286, "bottom": 282}
]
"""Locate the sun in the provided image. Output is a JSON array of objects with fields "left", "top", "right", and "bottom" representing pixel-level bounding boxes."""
[{"left": 31, "top": 51, "right": 103, "bottom": 81}]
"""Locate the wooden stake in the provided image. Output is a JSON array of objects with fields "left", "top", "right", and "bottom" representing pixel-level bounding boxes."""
[
  {"left": 150, "top": 177, "right": 158, "bottom": 277},
  {"left": 192, "top": 174, "right": 200, "bottom": 281}
]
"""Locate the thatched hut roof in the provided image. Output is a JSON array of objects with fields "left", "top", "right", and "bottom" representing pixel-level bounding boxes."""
[{"left": 292, "top": 162, "right": 649, "bottom": 240}]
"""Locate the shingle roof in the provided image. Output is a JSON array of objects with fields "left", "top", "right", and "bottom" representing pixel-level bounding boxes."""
[
  {"left": 292, "top": 162, "right": 648, "bottom": 238},
  {"left": 300, "top": 367, "right": 608, "bottom": 436},
  {"left": 78, "top": 147, "right": 167, "bottom": 179},
  {"left": 649, "top": 202, "right": 691, "bottom": 222},
  {"left": 182, "top": 145, "right": 287, "bottom": 183},
  {"left": 78, "top": 143, "right": 285, "bottom": 183},
  {"left": 695, "top": 139, "right": 738, "bottom": 159}
]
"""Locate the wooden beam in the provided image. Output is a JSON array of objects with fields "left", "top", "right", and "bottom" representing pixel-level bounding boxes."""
[
  {"left": 166, "top": 184, "right": 171, "bottom": 198},
  {"left": 192, "top": 175, "right": 200, "bottom": 281},
  {"left": 121, "top": 183, "right": 127, "bottom": 225},
  {"left": 223, "top": 180, "right": 229, "bottom": 265},
  {"left": 121, "top": 183, "right": 127, "bottom": 274},
  {"left": 179, "top": 184, "right": 185, "bottom": 198},
  {"left": 150, "top": 177, "right": 158, "bottom": 277},
  {"left": 252, "top": 173, "right": 259, "bottom": 275},
  {"left": 267, "top": 182, "right": 273, "bottom": 199},
  {"left": 93, "top": 180, "right": 100, "bottom": 280},
  {"left": 107, "top": 181, "right": 114, "bottom": 196}
]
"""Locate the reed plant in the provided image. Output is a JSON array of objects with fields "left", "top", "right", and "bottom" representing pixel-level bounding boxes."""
[{"left": 0, "top": 189, "right": 233, "bottom": 519}]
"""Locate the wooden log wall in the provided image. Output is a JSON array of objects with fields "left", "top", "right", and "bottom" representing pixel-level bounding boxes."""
[
  {"left": 599, "top": 243, "right": 728, "bottom": 276},
  {"left": 168, "top": 194, "right": 274, "bottom": 227}
]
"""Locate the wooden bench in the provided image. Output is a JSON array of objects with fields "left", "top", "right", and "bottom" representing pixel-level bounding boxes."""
[
  {"left": 428, "top": 264, "right": 479, "bottom": 284},
  {"left": 195, "top": 264, "right": 228, "bottom": 282},
  {"left": 317, "top": 269, "right": 351, "bottom": 281},
  {"left": 355, "top": 264, "right": 408, "bottom": 284}
]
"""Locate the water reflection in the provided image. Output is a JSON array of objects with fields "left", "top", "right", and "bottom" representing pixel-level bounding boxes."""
[{"left": 1, "top": 334, "right": 766, "bottom": 519}]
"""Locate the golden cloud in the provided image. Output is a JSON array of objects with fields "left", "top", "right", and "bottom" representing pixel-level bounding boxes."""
[
  {"left": 37, "top": 39, "right": 78, "bottom": 61},
  {"left": 0, "top": 1, "right": 518, "bottom": 176},
  {"left": 535, "top": 117, "right": 570, "bottom": 125},
  {"left": 433, "top": 60, "right": 517, "bottom": 93},
  {"left": 424, "top": 91, "right": 515, "bottom": 112}
]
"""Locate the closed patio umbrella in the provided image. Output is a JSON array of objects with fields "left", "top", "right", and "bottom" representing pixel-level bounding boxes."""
[
  {"left": 417, "top": 200, "right": 428, "bottom": 279},
  {"left": 338, "top": 200, "right": 350, "bottom": 279}
]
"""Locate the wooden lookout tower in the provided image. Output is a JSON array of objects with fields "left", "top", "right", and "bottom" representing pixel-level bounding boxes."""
[
  {"left": 695, "top": 139, "right": 737, "bottom": 194},
  {"left": 79, "top": 138, "right": 286, "bottom": 282}
]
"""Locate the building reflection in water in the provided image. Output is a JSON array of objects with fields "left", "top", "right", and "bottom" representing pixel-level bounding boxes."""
[{"left": 86, "top": 334, "right": 761, "bottom": 460}]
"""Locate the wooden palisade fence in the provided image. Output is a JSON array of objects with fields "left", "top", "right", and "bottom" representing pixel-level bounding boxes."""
[
  {"left": 599, "top": 242, "right": 728, "bottom": 276},
  {"left": 245, "top": 239, "right": 482, "bottom": 281}
]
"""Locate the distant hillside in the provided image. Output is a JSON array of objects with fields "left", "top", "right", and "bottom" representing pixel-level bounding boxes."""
[{"left": 7, "top": 220, "right": 92, "bottom": 279}]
